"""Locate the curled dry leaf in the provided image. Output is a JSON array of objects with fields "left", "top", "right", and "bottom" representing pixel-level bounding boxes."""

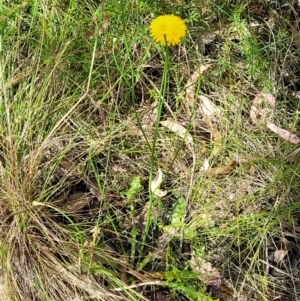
[
  {"left": 250, "top": 93, "right": 275, "bottom": 125},
  {"left": 267, "top": 122, "right": 300, "bottom": 144},
  {"left": 151, "top": 168, "right": 167, "bottom": 197},
  {"left": 202, "top": 160, "right": 238, "bottom": 176},
  {"left": 191, "top": 255, "right": 221, "bottom": 289},
  {"left": 154, "top": 188, "right": 167, "bottom": 198},
  {"left": 160, "top": 119, "right": 193, "bottom": 145}
]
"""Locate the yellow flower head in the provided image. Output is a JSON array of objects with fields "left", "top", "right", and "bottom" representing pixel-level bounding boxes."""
[{"left": 149, "top": 14, "right": 186, "bottom": 46}]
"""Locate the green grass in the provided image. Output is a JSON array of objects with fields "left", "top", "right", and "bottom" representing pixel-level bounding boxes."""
[{"left": 1, "top": 0, "right": 300, "bottom": 300}]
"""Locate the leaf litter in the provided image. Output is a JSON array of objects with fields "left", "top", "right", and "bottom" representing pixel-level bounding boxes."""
[
  {"left": 267, "top": 122, "right": 300, "bottom": 144},
  {"left": 250, "top": 92, "right": 275, "bottom": 125},
  {"left": 250, "top": 92, "right": 299, "bottom": 143},
  {"left": 190, "top": 254, "right": 221, "bottom": 289},
  {"left": 3, "top": 3, "right": 300, "bottom": 301},
  {"left": 185, "top": 63, "right": 212, "bottom": 104},
  {"left": 160, "top": 119, "right": 193, "bottom": 146}
]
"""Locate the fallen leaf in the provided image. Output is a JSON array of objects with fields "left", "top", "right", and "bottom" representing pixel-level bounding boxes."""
[
  {"left": 151, "top": 168, "right": 167, "bottom": 197},
  {"left": 160, "top": 119, "right": 193, "bottom": 145},
  {"left": 184, "top": 65, "right": 222, "bottom": 142},
  {"left": 267, "top": 122, "right": 300, "bottom": 144},
  {"left": 191, "top": 255, "right": 221, "bottom": 289},
  {"left": 273, "top": 250, "right": 287, "bottom": 263},
  {"left": 198, "top": 95, "right": 221, "bottom": 118},
  {"left": 154, "top": 188, "right": 168, "bottom": 199},
  {"left": 197, "top": 95, "right": 222, "bottom": 140},
  {"left": 112, "top": 165, "right": 127, "bottom": 173},
  {"left": 200, "top": 158, "right": 210, "bottom": 172},
  {"left": 135, "top": 202, "right": 162, "bottom": 232},
  {"left": 205, "top": 165, "right": 234, "bottom": 176},
  {"left": 203, "top": 160, "right": 238, "bottom": 176},
  {"left": 185, "top": 64, "right": 212, "bottom": 104},
  {"left": 63, "top": 192, "right": 92, "bottom": 213},
  {"left": 250, "top": 93, "right": 275, "bottom": 125},
  {"left": 155, "top": 228, "right": 177, "bottom": 258},
  {"left": 59, "top": 160, "right": 76, "bottom": 172},
  {"left": 248, "top": 165, "right": 256, "bottom": 176}
]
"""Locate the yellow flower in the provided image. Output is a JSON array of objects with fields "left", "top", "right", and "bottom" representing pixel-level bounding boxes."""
[{"left": 149, "top": 14, "right": 186, "bottom": 46}]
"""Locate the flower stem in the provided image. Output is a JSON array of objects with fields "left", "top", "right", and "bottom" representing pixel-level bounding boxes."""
[{"left": 141, "top": 43, "right": 170, "bottom": 255}]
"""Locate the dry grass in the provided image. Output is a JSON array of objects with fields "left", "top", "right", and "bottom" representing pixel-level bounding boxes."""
[{"left": 1, "top": 0, "right": 300, "bottom": 301}]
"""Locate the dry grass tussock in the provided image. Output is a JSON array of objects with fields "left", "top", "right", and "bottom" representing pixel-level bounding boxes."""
[{"left": 1, "top": 1, "right": 300, "bottom": 301}]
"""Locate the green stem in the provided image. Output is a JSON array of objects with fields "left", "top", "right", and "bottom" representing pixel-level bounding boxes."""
[
  {"left": 149, "top": 44, "right": 169, "bottom": 188},
  {"left": 140, "top": 43, "right": 170, "bottom": 260}
]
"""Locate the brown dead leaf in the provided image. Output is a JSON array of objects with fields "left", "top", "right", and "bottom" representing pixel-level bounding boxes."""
[
  {"left": 63, "top": 192, "right": 92, "bottom": 213},
  {"left": 250, "top": 93, "right": 275, "bottom": 125},
  {"left": 273, "top": 250, "right": 287, "bottom": 263},
  {"left": 152, "top": 228, "right": 177, "bottom": 259},
  {"left": 184, "top": 65, "right": 222, "bottom": 142},
  {"left": 198, "top": 95, "right": 221, "bottom": 118},
  {"left": 198, "top": 95, "right": 222, "bottom": 140},
  {"left": 248, "top": 165, "right": 256, "bottom": 176},
  {"left": 205, "top": 165, "right": 234, "bottom": 176},
  {"left": 185, "top": 64, "right": 212, "bottom": 104},
  {"left": 112, "top": 165, "right": 127, "bottom": 173},
  {"left": 191, "top": 255, "right": 221, "bottom": 289},
  {"left": 267, "top": 122, "right": 300, "bottom": 144},
  {"left": 160, "top": 119, "right": 193, "bottom": 145},
  {"left": 204, "top": 160, "right": 238, "bottom": 176}
]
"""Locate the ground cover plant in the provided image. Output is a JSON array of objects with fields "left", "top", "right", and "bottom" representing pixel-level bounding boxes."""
[{"left": 1, "top": 0, "right": 300, "bottom": 300}]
